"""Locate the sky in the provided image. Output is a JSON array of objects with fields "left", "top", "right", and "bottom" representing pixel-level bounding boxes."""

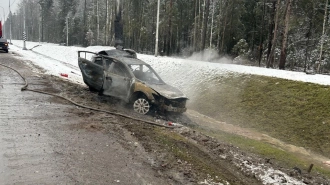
[{"left": 0, "top": 0, "right": 21, "bottom": 21}]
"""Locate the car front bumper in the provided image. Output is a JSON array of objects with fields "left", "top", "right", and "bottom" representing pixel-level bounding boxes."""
[{"left": 0, "top": 44, "right": 8, "bottom": 50}]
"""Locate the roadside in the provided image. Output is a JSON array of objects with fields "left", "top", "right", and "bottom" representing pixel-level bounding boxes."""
[
  {"left": 0, "top": 52, "right": 174, "bottom": 184},
  {"left": 1, "top": 50, "right": 329, "bottom": 184}
]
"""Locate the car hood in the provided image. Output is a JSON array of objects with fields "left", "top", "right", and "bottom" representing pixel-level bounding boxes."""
[{"left": 148, "top": 83, "right": 187, "bottom": 100}]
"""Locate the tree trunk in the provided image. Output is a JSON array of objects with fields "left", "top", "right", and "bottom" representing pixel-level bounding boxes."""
[
  {"left": 258, "top": 0, "right": 266, "bottom": 66},
  {"left": 201, "top": 0, "right": 210, "bottom": 50},
  {"left": 209, "top": 0, "right": 215, "bottom": 48},
  {"left": 266, "top": 1, "right": 276, "bottom": 63},
  {"left": 193, "top": 0, "right": 198, "bottom": 51},
  {"left": 220, "top": 1, "right": 228, "bottom": 53},
  {"left": 216, "top": 0, "right": 223, "bottom": 51},
  {"left": 267, "top": 0, "right": 280, "bottom": 68},
  {"left": 304, "top": 2, "right": 315, "bottom": 72},
  {"left": 166, "top": 0, "right": 173, "bottom": 55},
  {"left": 317, "top": 0, "right": 328, "bottom": 73},
  {"left": 197, "top": 0, "right": 202, "bottom": 51},
  {"left": 279, "top": 0, "right": 292, "bottom": 70},
  {"left": 105, "top": 0, "right": 108, "bottom": 45}
]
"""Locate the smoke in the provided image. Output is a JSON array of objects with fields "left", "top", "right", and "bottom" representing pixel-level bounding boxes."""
[
  {"left": 140, "top": 53, "right": 241, "bottom": 117},
  {"left": 186, "top": 48, "right": 233, "bottom": 64}
]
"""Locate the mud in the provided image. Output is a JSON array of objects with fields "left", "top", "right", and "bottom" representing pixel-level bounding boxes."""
[{"left": 0, "top": 51, "right": 329, "bottom": 184}]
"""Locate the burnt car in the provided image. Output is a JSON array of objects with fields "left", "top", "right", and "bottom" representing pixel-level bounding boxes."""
[
  {"left": 78, "top": 50, "right": 187, "bottom": 115},
  {"left": 0, "top": 38, "right": 9, "bottom": 53}
]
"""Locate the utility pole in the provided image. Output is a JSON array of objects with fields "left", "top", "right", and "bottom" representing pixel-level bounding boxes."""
[
  {"left": 9, "top": 0, "right": 12, "bottom": 44},
  {"left": 39, "top": 4, "right": 41, "bottom": 43},
  {"left": 97, "top": 0, "right": 99, "bottom": 45},
  {"left": 66, "top": 16, "right": 69, "bottom": 46},
  {"left": 23, "top": 0, "right": 27, "bottom": 50},
  {"left": 155, "top": 0, "right": 160, "bottom": 57}
]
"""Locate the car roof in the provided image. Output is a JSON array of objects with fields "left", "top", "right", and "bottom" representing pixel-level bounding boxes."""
[
  {"left": 115, "top": 57, "right": 149, "bottom": 65},
  {"left": 98, "top": 49, "right": 136, "bottom": 58}
]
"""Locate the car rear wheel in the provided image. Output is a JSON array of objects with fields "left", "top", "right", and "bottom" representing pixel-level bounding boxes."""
[{"left": 133, "top": 96, "right": 150, "bottom": 115}]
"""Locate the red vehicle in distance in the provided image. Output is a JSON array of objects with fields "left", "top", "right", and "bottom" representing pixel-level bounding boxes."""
[{"left": 0, "top": 21, "right": 9, "bottom": 53}]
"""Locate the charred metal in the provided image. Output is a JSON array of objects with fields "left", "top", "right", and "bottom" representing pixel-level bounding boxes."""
[{"left": 78, "top": 49, "right": 188, "bottom": 115}]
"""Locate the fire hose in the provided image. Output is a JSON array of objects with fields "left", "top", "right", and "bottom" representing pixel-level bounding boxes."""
[{"left": 0, "top": 63, "right": 180, "bottom": 129}]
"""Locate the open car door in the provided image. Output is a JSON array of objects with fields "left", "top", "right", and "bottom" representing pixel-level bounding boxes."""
[
  {"left": 78, "top": 51, "right": 104, "bottom": 91},
  {"left": 102, "top": 60, "right": 133, "bottom": 102}
]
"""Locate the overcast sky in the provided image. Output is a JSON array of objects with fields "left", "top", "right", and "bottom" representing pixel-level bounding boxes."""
[{"left": 0, "top": 0, "right": 21, "bottom": 21}]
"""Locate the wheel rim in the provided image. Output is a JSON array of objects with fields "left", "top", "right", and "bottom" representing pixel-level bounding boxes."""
[{"left": 133, "top": 98, "right": 150, "bottom": 114}]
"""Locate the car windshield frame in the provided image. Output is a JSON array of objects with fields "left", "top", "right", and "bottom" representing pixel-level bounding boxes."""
[{"left": 129, "top": 64, "right": 165, "bottom": 85}]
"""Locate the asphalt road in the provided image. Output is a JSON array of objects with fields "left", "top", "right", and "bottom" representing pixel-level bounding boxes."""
[{"left": 0, "top": 51, "right": 168, "bottom": 185}]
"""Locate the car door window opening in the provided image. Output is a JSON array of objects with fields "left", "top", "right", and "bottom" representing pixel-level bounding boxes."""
[
  {"left": 111, "top": 62, "right": 130, "bottom": 77},
  {"left": 129, "top": 64, "right": 164, "bottom": 84}
]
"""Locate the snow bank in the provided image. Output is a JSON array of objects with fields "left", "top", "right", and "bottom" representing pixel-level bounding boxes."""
[{"left": 11, "top": 40, "right": 330, "bottom": 89}]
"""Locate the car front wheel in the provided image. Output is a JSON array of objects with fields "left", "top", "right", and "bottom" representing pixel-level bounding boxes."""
[{"left": 133, "top": 97, "right": 150, "bottom": 115}]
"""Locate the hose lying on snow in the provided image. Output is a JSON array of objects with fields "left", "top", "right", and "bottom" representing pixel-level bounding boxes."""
[{"left": 0, "top": 63, "right": 179, "bottom": 129}]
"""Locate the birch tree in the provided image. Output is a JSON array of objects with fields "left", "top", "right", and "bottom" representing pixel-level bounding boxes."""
[
  {"left": 279, "top": 0, "right": 293, "bottom": 69},
  {"left": 317, "top": 0, "right": 328, "bottom": 73}
]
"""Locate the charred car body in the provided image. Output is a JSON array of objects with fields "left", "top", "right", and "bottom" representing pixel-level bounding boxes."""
[{"left": 78, "top": 49, "right": 187, "bottom": 115}]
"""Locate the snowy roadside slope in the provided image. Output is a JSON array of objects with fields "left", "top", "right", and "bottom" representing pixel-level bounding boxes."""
[
  {"left": 140, "top": 53, "right": 330, "bottom": 86},
  {"left": 11, "top": 40, "right": 330, "bottom": 90},
  {"left": 10, "top": 41, "right": 118, "bottom": 84}
]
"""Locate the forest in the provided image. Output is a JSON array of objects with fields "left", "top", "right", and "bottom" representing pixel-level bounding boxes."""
[{"left": 2, "top": 0, "right": 330, "bottom": 73}]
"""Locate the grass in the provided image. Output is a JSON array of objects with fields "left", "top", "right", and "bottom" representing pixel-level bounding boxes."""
[
  {"left": 187, "top": 74, "right": 330, "bottom": 159},
  {"left": 198, "top": 127, "right": 330, "bottom": 177}
]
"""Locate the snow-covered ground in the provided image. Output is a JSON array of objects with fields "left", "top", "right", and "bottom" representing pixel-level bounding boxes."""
[
  {"left": 6, "top": 40, "right": 328, "bottom": 185},
  {"left": 9, "top": 40, "right": 330, "bottom": 89}
]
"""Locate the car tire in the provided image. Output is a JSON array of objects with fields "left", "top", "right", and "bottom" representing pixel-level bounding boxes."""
[
  {"left": 88, "top": 86, "right": 98, "bottom": 92},
  {"left": 5, "top": 49, "right": 8, "bottom": 53},
  {"left": 133, "top": 95, "right": 151, "bottom": 115}
]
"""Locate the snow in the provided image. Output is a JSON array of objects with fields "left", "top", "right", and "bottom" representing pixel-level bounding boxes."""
[
  {"left": 239, "top": 160, "right": 305, "bottom": 185},
  {"left": 7, "top": 40, "right": 328, "bottom": 184},
  {"left": 9, "top": 40, "right": 330, "bottom": 90}
]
